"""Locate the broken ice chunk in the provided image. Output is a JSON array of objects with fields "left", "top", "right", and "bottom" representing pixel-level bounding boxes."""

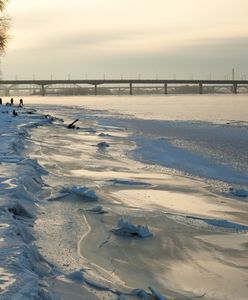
[
  {"left": 86, "top": 205, "right": 107, "bottom": 214},
  {"left": 67, "top": 270, "right": 85, "bottom": 283},
  {"left": 112, "top": 217, "right": 153, "bottom": 238},
  {"left": 97, "top": 142, "right": 109, "bottom": 148},
  {"left": 131, "top": 288, "right": 150, "bottom": 299},
  {"left": 62, "top": 186, "right": 98, "bottom": 201},
  {"left": 71, "top": 186, "right": 98, "bottom": 201},
  {"left": 109, "top": 179, "right": 150, "bottom": 186},
  {"left": 98, "top": 133, "right": 111, "bottom": 137},
  {"left": 131, "top": 287, "right": 167, "bottom": 300}
]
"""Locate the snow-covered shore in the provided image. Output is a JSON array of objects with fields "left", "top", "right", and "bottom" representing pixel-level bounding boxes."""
[
  {"left": 0, "top": 105, "right": 59, "bottom": 299},
  {"left": 1, "top": 95, "right": 248, "bottom": 299}
]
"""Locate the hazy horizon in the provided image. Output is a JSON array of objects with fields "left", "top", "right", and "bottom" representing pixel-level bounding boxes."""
[{"left": 2, "top": 0, "right": 248, "bottom": 80}]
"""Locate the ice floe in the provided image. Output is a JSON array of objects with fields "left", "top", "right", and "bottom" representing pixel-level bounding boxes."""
[{"left": 112, "top": 218, "right": 153, "bottom": 238}]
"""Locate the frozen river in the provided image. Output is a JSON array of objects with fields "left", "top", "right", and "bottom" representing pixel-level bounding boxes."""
[
  {"left": 27, "top": 94, "right": 248, "bottom": 186},
  {"left": 0, "top": 94, "right": 248, "bottom": 300}
]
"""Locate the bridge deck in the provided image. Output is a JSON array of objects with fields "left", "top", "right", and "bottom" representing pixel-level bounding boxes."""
[
  {"left": 1, "top": 79, "right": 248, "bottom": 85},
  {"left": 1, "top": 79, "right": 247, "bottom": 96}
]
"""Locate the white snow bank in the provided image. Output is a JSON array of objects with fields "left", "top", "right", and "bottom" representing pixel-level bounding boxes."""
[
  {"left": 0, "top": 105, "right": 59, "bottom": 299},
  {"left": 111, "top": 218, "right": 153, "bottom": 238}
]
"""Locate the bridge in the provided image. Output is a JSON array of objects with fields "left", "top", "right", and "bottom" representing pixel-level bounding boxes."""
[{"left": 1, "top": 79, "right": 248, "bottom": 96}]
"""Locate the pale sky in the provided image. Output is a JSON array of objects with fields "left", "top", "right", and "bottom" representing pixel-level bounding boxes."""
[{"left": 2, "top": 0, "right": 248, "bottom": 79}]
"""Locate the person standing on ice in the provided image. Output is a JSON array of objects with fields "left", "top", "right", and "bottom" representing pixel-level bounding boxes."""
[
  {"left": 19, "top": 99, "right": 23, "bottom": 107},
  {"left": 10, "top": 98, "right": 14, "bottom": 105}
]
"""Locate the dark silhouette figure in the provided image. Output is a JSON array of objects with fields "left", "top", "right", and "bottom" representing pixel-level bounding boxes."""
[
  {"left": 0, "top": 98, "right": 2, "bottom": 105},
  {"left": 10, "top": 98, "right": 14, "bottom": 105},
  {"left": 19, "top": 99, "right": 23, "bottom": 107},
  {"left": 67, "top": 119, "right": 79, "bottom": 129},
  {"left": 13, "top": 109, "right": 18, "bottom": 117}
]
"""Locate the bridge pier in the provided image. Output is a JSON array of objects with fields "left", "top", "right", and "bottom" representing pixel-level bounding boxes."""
[
  {"left": 164, "top": 83, "right": 168, "bottom": 94},
  {"left": 233, "top": 83, "right": 238, "bottom": 94},
  {"left": 41, "top": 85, "right": 45, "bottom": 96},
  {"left": 199, "top": 82, "right": 203, "bottom": 94},
  {"left": 129, "top": 82, "right": 133, "bottom": 95},
  {"left": 94, "top": 84, "right": 98, "bottom": 96}
]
